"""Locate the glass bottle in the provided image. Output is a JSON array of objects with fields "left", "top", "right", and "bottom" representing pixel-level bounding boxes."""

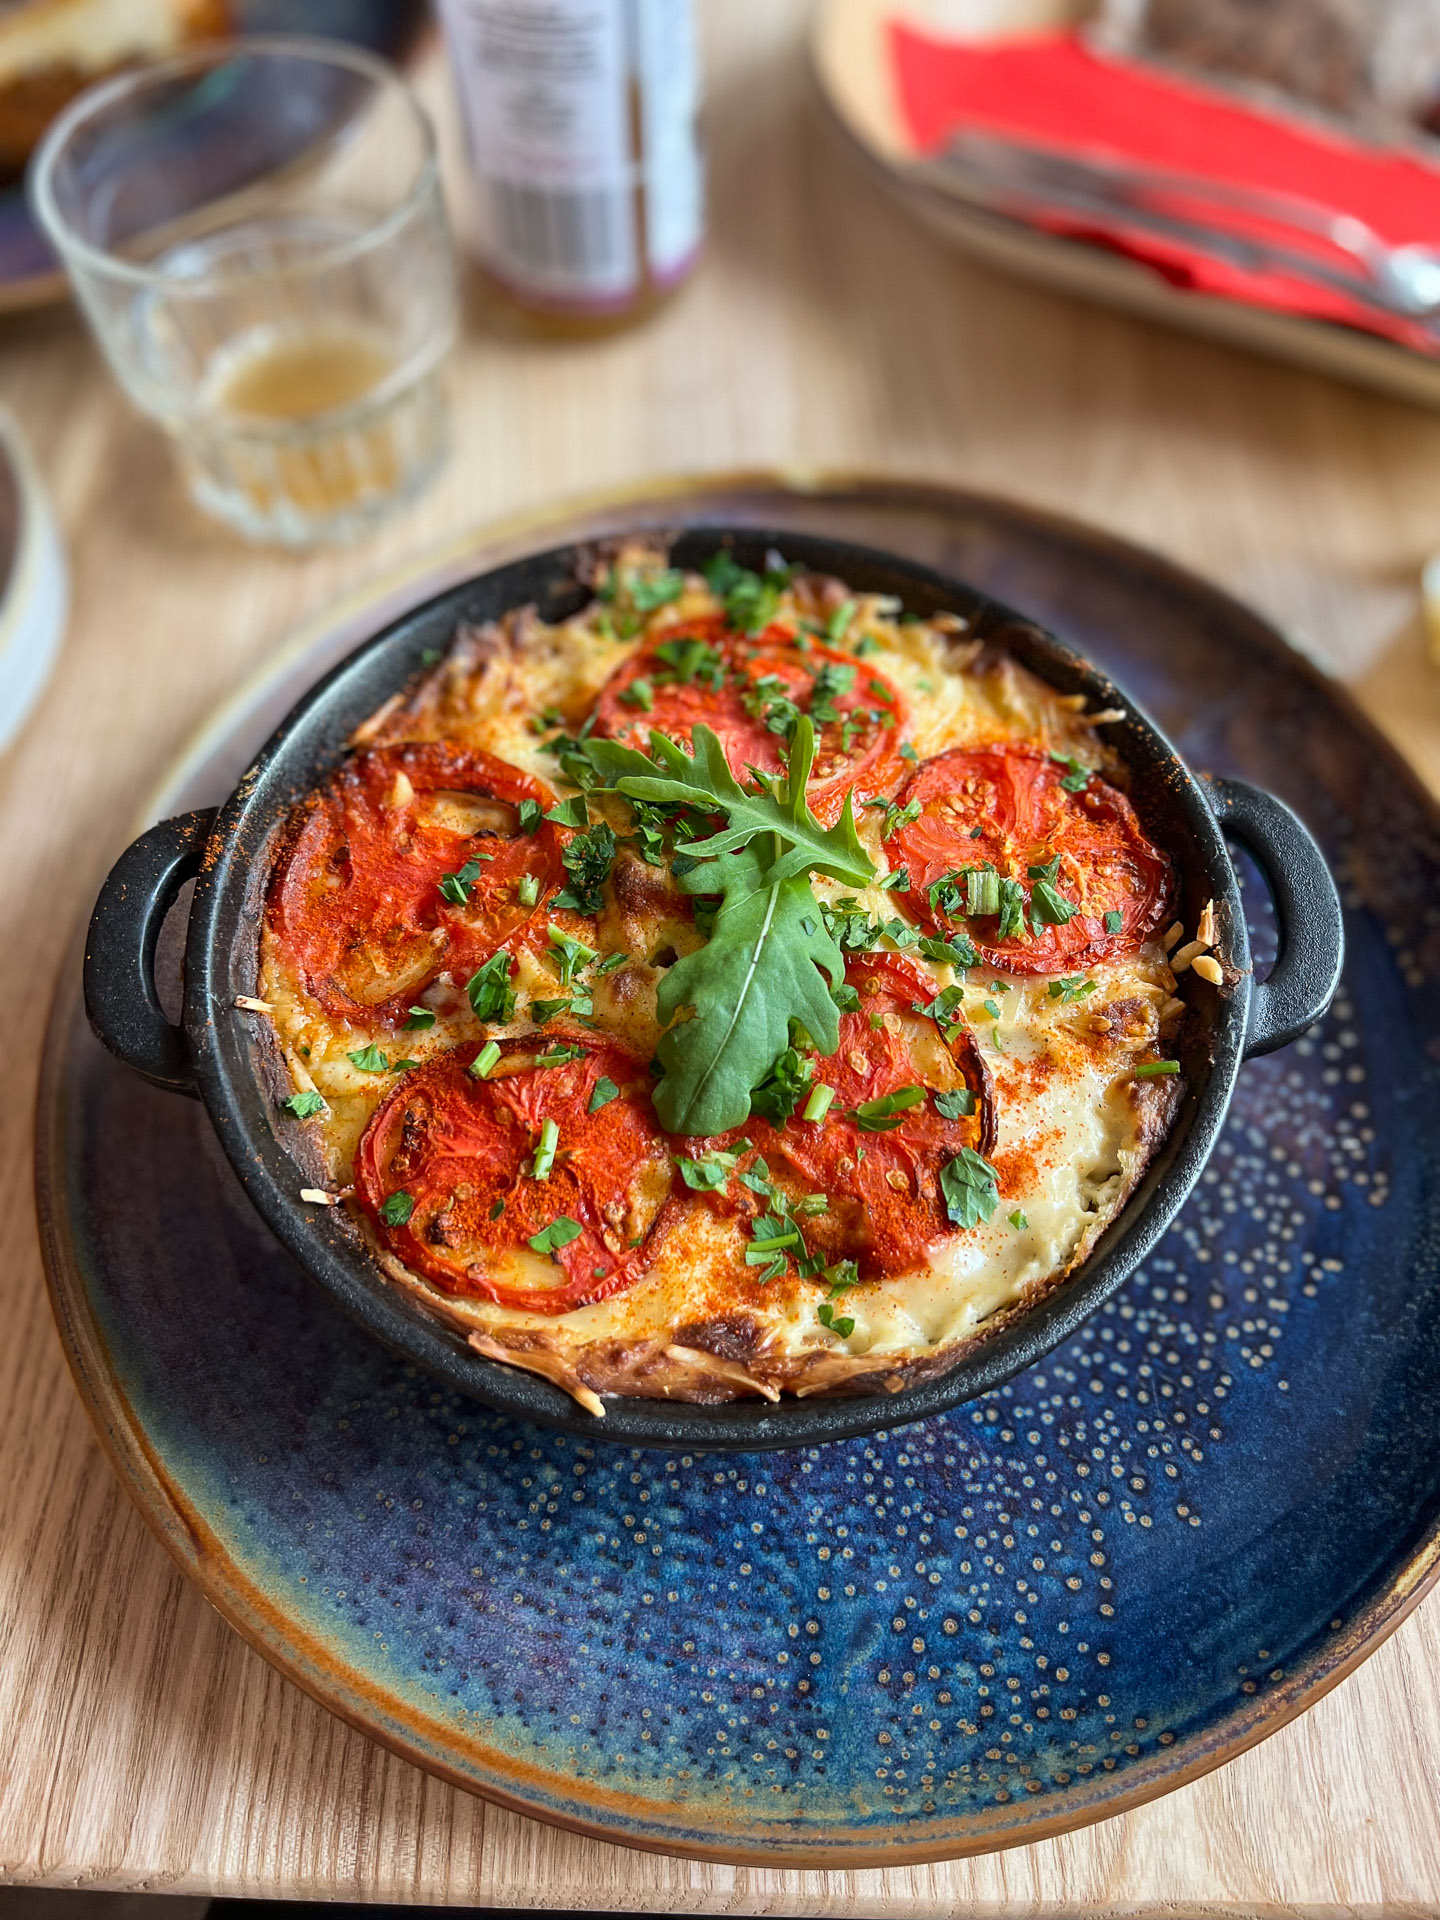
[{"left": 437, "top": 0, "right": 704, "bottom": 334}]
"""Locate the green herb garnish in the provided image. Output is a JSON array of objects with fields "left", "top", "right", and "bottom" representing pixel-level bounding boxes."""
[
  {"left": 545, "top": 795, "right": 590, "bottom": 830},
  {"left": 403, "top": 1006, "right": 436, "bottom": 1030},
  {"left": 529, "top": 1216, "right": 582, "bottom": 1256},
  {"left": 517, "top": 798, "right": 543, "bottom": 835},
  {"left": 555, "top": 819, "right": 616, "bottom": 914},
  {"left": 620, "top": 677, "right": 654, "bottom": 712},
  {"left": 466, "top": 951, "right": 516, "bottom": 1024},
  {"left": 817, "top": 1302, "right": 855, "bottom": 1338},
  {"left": 379, "top": 1190, "right": 414, "bottom": 1227},
  {"left": 470, "top": 1040, "right": 501, "bottom": 1079},
  {"left": 1135, "top": 1059, "right": 1181, "bottom": 1077},
  {"left": 851, "top": 1085, "right": 925, "bottom": 1132},
  {"left": 1104, "top": 909, "right": 1123, "bottom": 934},
  {"left": 934, "top": 1087, "right": 977, "bottom": 1120},
  {"left": 282, "top": 1090, "right": 327, "bottom": 1119},
  {"left": 439, "top": 856, "right": 489, "bottom": 905},
  {"left": 347, "top": 1043, "right": 391, "bottom": 1073},
  {"left": 588, "top": 1076, "right": 620, "bottom": 1112},
  {"left": 1048, "top": 976, "right": 1097, "bottom": 1004},
  {"left": 1050, "top": 752, "right": 1092, "bottom": 793},
  {"left": 577, "top": 718, "right": 874, "bottom": 1133},
  {"left": 939, "top": 1146, "right": 1000, "bottom": 1228}
]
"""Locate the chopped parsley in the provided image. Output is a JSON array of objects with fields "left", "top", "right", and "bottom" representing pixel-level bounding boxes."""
[
  {"left": 809, "top": 661, "right": 857, "bottom": 727},
  {"left": 1104, "top": 909, "right": 1123, "bottom": 935},
  {"left": 702, "top": 550, "right": 786, "bottom": 635},
  {"left": 529, "top": 995, "right": 587, "bottom": 1025},
  {"left": 438, "top": 856, "right": 489, "bottom": 905},
  {"left": 466, "top": 951, "right": 516, "bottom": 1024},
  {"left": 626, "top": 567, "right": 685, "bottom": 611},
  {"left": 750, "top": 1045, "right": 813, "bottom": 1125},
  {"left": 535, "top": 1040, "right": 588, "bottom": 1067},
  {"left": 1049, "top": 976, "right": 1098, "bottom": 1004},
  {"left": 817, "top": 1302, "right": 855, "bottom": 1338},
  {"left": 403, "top": 1006, "right": 436, "bottom": 1030},
  {"left": 517, "top": 798, "right": 544, "bottom": 835},
  {"left": 899, "top": 741, "right": 918, "bottom": 763},
  {"left": 1050, "top": 751, "right": 1092, "bottom": 793},
  {"left": 865, "top": 794, "right": 922, "bottom": 840},
  {"left": 529, "top": 1216, "right": 582, "bottom": 1256},
  {"left": 939, "top": 1147, "right": 1000, "bottom": 1229},
  {"left": 545, "top": 794, "right": 590, "bottom": 830},
  {"left": 555, "top": 819, "right": 617, "bottom": 913},
  {"left": 379, "top": 1190, "right": 414, "bottom": 1226},
  {"left": 1027, "top": 854, "right": 1079, "bottom": 928},
  {"left": 653, "top": 634, "right": 726, "bottom": 687},
  {"left": 620, "top": 677, "right": 654, "bottom": 712},
  {"left": 347, "top": 1043, "right": 391, "bottom": 1073},
  {"left": 934, "top": 1087, "right": 977, "bottom": 1120},
  {"left": 282, "top": 1090, "right": 327, "bottom": 1119},
  {"left": 588, "top": 1076, "right": 620, "bottom": 1113},
  {"left": 679, "top": 1154, "right": 732, "bottom": 1191}
]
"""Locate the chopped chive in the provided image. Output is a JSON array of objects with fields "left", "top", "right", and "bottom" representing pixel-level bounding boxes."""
[
  {"left": 517, "top": 872, "right": 540, "bottom": 907},
  {"left": 1009, "top": 1209, "right": 1028, "bottom": 1230},
  {"left": 966, "top": 868, "right": 1001, "bottom": 917},
  {"left": 802, "top": 1083, "right": 836, "bottom": 1123},
  {"left": 469, "top": 1039, "right": 502, "bottom": 1079},
  {"left": 1135, "top": 1059, "right": 1181, "bottom": 1077},
  {"left": 531, "top": 1117, "right": 560, "bottom": 1179}
]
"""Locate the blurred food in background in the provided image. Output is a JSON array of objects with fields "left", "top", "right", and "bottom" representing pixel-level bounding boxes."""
[
  {"left": 437, "top": 0, "right": 704, "bottom": 333},
  {"left": 1095, "top": 0, "right": 1440, "bottom": 136},
  {"left": 0, "top": 0, "right": 230, "bottom": 179}
]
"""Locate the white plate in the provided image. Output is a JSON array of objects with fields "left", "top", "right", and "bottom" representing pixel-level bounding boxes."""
[
  {"left": 0, "top": 410, "right": 67, "bottom": 753},
  {"left": 811, "top": 0, "right": 1440, "bottom": 408}
]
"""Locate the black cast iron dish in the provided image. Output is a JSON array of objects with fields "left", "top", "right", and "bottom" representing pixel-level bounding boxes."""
[{"left": 84, "top": 530, "right": 1344, "bottom": 1450}]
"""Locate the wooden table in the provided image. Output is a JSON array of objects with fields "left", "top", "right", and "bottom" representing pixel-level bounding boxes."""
[{"left": 6, "top": 5, "right": 1440, "bottom": 1910}]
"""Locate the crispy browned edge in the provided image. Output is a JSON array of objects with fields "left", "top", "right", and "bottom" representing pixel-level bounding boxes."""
[{"left": 262, "top": 541, "right": 1185, "bottom": 1410}]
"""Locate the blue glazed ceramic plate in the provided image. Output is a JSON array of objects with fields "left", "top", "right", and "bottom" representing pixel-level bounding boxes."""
[
  {"left": 0, "top": 0, "right": 430, "bottom": 314},
  {"left": 37, "top": 477, "right": 1440, "bottom": 1865}
]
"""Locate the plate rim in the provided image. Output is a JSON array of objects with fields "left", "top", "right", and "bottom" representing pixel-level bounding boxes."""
[{"left": 35, "top": 467, "right": 1440, "bottom": 1867}]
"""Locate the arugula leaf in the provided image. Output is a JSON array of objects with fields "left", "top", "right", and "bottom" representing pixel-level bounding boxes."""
[
  {"left": 651, "top": 846, "right": 846, "bottom": 1134},
  {"left": 939, "top": 1147, "right": 1000, "bottom": 1229},
  {"left": 582, "top": 719, "right": 874, "bottom": 891},
  {"left": 282, "top": 1090, "right": 327, "bottom": 1119},
  {"left": 555, "top": 819, "right": 616, "bottom": 913}
]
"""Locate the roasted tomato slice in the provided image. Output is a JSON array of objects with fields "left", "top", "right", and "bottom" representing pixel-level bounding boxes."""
[
  {"left": 891, "top": 745, "right": 1172, "bottom": 974},
  {"left": 268, "top": 741, "right": 566, "bottom": 1024},
  {"left": 355, "top": 1036, "right": 675, "bottom": 1314},
  {"left": 696, "top": 955, "right": 996, "bottom": 1281},
  {"left": 590, "top": 621, "right": 907, "bottom": 824}
]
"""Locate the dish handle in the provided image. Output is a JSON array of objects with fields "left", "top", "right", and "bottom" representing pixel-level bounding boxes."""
[
  {"left": 84, "top": 809, "right": 217, "bottom": 1098},
  {"left": 1204, "top": 777, "right": 1344, "bottom": 1060}
]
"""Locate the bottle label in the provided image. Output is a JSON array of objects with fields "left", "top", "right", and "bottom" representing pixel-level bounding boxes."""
[{"left": 439, "top": 0, "right": 703, "bottom": 308}]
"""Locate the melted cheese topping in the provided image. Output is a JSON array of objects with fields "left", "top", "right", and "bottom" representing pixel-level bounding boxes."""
[{"left": 259, "top": 551, "right": 1191, "bottom": 1400}]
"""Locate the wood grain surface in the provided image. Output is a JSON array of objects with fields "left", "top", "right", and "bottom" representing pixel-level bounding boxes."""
[{"left": 5, "top": 5, "right": 1440, "bottom": 1910}]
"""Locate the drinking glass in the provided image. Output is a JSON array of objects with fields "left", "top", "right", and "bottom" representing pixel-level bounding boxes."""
[{"left": 31, "top": 38, "right": 458, "bottom": 547}]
